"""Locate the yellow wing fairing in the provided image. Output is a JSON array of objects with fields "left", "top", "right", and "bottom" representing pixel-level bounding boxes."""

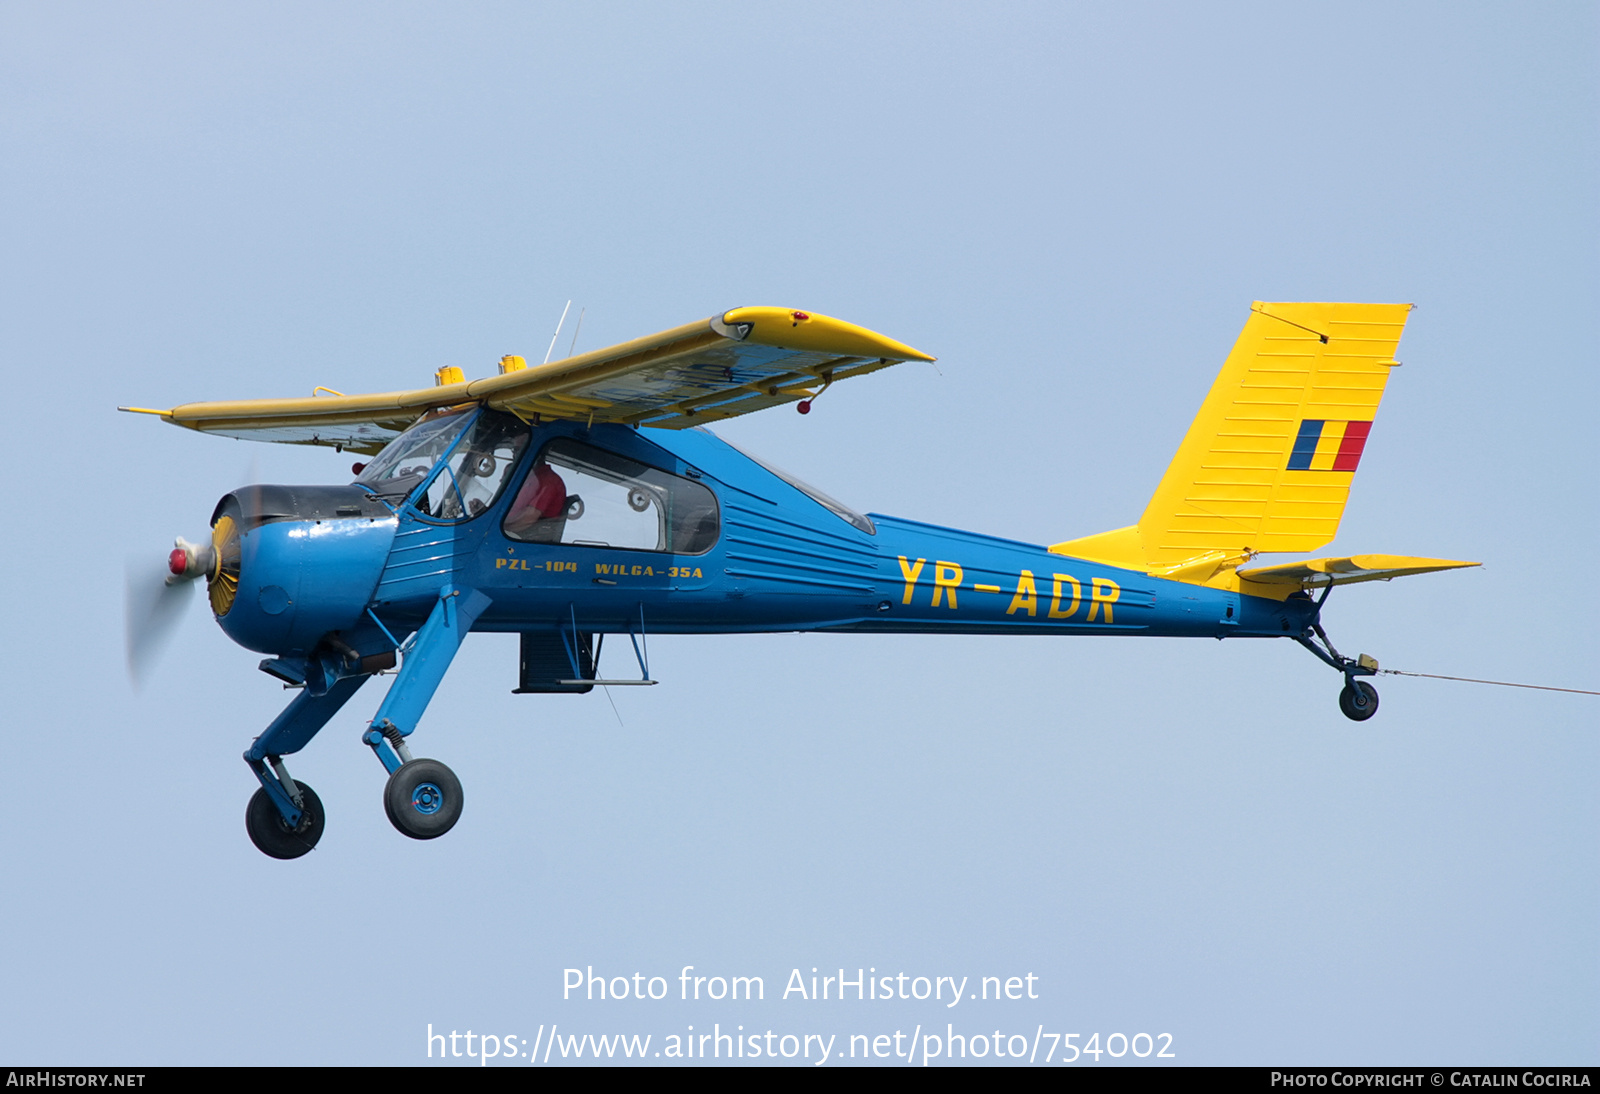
[
  {"left": 121, "top": 307, "right": 934, "bottom": 450},
  {"left": 724, "top": 306, "right": 933, "bottom": 362}
]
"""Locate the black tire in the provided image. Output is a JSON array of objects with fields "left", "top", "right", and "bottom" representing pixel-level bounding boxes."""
[
  {"left": 1339, "top": 680, "right": 1380, "bottom": 722},
  {"left": 383, "top": 759, "right": 464, "bottom": 840},
  {"left": 245, "top": 782, "right": 325, "bottom": 859}
]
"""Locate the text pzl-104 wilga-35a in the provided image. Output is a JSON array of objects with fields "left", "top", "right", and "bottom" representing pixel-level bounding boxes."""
[{"left": 123, "top": 302, "right": 1475, "bottom": 858}]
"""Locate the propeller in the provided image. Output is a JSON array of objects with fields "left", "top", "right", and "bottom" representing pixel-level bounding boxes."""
[
  {"left": 124, "top": 536, "right": 212, "bottom": 689},
  {"left": 125, "top": 452, "right": 261, "bottom": 688}
]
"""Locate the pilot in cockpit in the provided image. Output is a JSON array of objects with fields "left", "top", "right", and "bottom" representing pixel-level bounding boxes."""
[{"left": 503, "top": 458, "right": 568, "bottom": 541}]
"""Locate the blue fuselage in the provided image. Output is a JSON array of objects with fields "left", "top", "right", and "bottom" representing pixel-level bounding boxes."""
[{"left": 212, "top": 414, "right": 1314, "bottom": 664}]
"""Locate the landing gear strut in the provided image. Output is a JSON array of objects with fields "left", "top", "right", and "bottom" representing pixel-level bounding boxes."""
[
  {"left": 237, "top": 586, "right": 489, "bottom": 856},
  {"left": 1295, "top": 600, "right": 1381, "bottom": 721},
  {"left": 359, "top": 585, "right": 492, "bottom": 841},
  {"left": 241, "top": 674, "right": 370, "bottom": 858}
]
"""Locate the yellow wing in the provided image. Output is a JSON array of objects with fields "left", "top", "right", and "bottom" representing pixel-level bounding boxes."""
[{"left": 120, "top": 307, "right": 934, "bottom": 455}]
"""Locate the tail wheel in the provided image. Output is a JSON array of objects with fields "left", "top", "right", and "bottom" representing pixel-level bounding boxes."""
[
  {"left": 1339, "top": 681, "right": 1379, "bottom": 722},
  {"left": 384, "top": 758, "right": 464, "bottom": 840},
  {"left": 245, "top": 783, "right": 325, "bottom": 859}
]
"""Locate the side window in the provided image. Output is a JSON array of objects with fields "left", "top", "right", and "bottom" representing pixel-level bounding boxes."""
[
  {"left": 503, "top": 438, "right": 718, "bottom": 554},
  {"left": 416, "top": 412, "right": 529, "bottom": 522}
]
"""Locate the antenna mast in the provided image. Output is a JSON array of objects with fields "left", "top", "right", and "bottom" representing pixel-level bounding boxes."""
[{"left": 542, "top": 300, "right": 572, "bottom": 365}]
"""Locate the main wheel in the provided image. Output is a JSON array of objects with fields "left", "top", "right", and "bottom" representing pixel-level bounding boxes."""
[
  {"left": 245, "top": 782, "right": 325, "bottom": 859},
  {"left": 383, "top": 758, "right": 464, "bottom": 840},
  {"left": 1339, "top": 680, "right": 1380, "bottom": 721}
]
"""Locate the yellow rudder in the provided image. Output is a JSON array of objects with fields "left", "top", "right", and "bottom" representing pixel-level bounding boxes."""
[{"left": 1053, "top": 302, "right": 1411, "bottom": 577}]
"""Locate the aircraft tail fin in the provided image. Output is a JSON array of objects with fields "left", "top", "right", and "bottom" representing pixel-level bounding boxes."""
[{"left": 1051, "top": 302, "right": 1413, "bottom": 580}]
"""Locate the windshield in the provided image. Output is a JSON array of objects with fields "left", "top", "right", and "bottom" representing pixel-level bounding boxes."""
[
  {"left": 355, "top": 408, "right": 532, "bottom": 521},
  {"left": 414, "top": 411, "right": 530, "bottom": 520},
  {"left": 354, "top": 409, "right": 474, "bottom": 500}
]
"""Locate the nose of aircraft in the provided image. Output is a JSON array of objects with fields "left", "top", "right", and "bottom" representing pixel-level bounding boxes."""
[{"left": 205, "top": 484, "right": 398, "bottom": 656}]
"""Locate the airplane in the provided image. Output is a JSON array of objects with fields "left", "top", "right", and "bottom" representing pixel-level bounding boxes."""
[{"left": 122, "top": 302, "right": 1477, "bottom": 859}]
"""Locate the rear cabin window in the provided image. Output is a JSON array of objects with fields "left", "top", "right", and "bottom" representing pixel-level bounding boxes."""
[{"left": 502, "top": 438, "right": 719, "bottom": 554}]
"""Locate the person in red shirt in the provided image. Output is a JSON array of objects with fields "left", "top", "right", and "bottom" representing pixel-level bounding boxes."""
[{"left": 505, "top": 459, "right": 568, "bottom": 540}]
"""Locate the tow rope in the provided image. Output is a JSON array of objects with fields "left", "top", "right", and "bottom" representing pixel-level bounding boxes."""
[{"left": 1379, "top": 669, "right": 1599, "bottom": 697}]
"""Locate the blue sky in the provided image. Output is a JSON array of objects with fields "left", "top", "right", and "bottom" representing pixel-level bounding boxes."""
[{"left": 1, "top": 2, "right": 1594, "bottom": 1066}]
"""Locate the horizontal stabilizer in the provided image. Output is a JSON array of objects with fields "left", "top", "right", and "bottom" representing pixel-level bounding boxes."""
[{"left": 1237, "top": 554, "right": 1479, "bottom": 590}]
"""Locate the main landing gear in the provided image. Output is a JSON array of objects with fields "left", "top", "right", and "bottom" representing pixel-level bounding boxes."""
[
  {"left": 365, "top": 719, "right": 465, "bottom": 840},
  {"left": 383, "top": 758, "right": 464, "bottom": 840},
  {"left": 243, "top": 752, "right": 464, "bottom": 855},
  {"left": 243, "top": 742, "right": 464, "bottom": 856},
  {"left": 240, "top": 585, "right": 491, "bottom": 858},
  {"left": 246, "top": 781, "right": 325, "bottom": 859},
  {"left": 1296, "top": 614, "right": 1381, "bottom": 722}
]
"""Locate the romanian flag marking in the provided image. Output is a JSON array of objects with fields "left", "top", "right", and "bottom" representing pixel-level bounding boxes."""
[{"left": 1287, "top": 420, "right": 1372, "bottom": 472}]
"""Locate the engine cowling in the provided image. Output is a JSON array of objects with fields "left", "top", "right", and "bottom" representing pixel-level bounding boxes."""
[{"left": 208, "top": 485, "right": 398, "bottom": 656}]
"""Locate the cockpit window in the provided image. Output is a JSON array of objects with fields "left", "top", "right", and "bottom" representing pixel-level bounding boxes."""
[
  {"left": 415, "top": 412, "right": 530, "bottom": 521},
  {"left": 503, "top": 438, "right": 718, "bottom": 554},
  {"left": 354, "top": 409, "right": 474, "bottom": 500},
  {"left": 356, "top": 408, "right": 530, "bottom": 522}
]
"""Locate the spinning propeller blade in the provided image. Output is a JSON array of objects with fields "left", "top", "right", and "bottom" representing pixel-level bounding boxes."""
[
  {"left": 125, "top": 453, "right": 254, "bottom": 689},
  {"left": 124, "top": 538, "right": 209, "bottom": 689}
]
